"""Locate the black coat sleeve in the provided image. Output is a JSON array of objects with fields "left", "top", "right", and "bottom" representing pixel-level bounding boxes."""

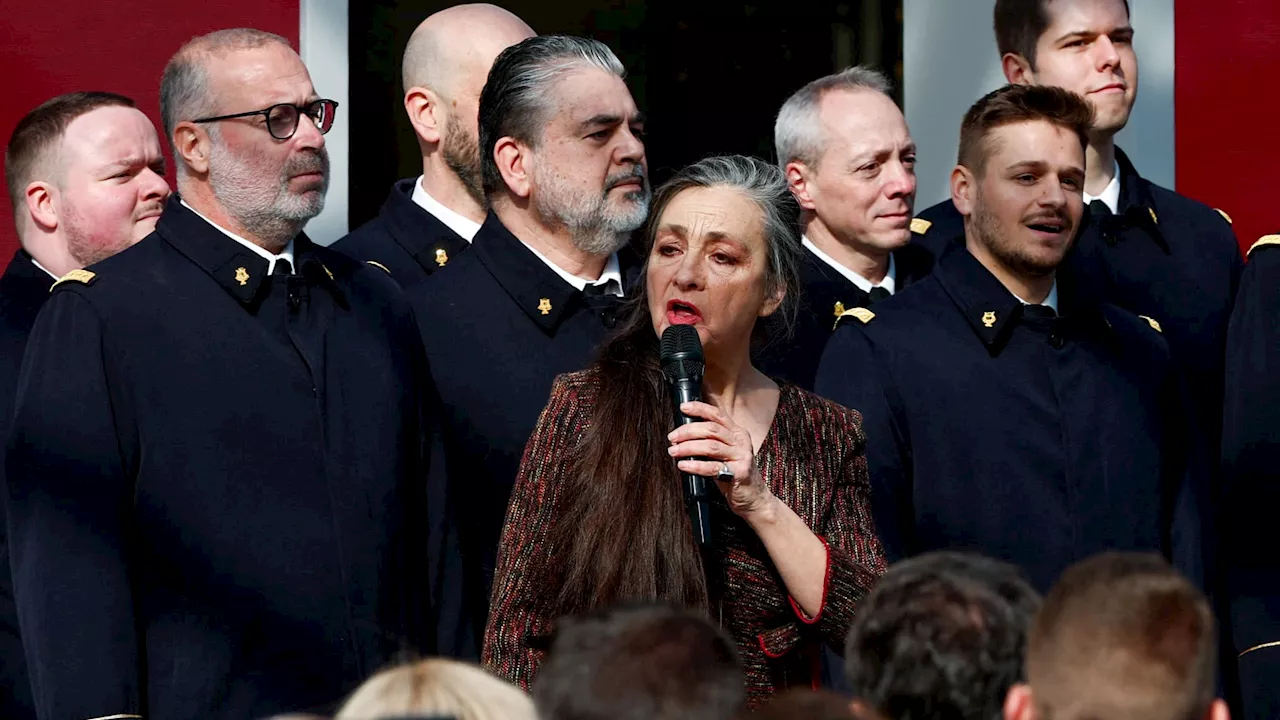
[
  {"left": 4, "top": 290, "right": 142, "bottom": 720},
  {"left": 814, "top": 323, "right": 912, "bottom": 562}
]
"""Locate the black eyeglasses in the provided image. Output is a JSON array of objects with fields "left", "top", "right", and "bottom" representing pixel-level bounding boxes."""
[{"left": 193, "top": 99, "right": 338, "bottom": 140}]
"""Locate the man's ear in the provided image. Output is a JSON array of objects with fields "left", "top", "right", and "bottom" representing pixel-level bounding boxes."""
[
  {"left": 951, "top": 164, "right": 977, "bottom": 217},
  {"left": 1003, "top": 683, "right": 1036, "bottom": 720},
  {"left": 493, "top": 136, "right": 530, "bottom": 199},
  {"left": 404, "top": 85, "right": 443, "bottom": 147},
  {"left": 1207, "top": 698, "right": 1231, "bottom": 720},
  {"left": 1002, "top": 52, "right": 1036, "bottom": 85},
  {"left": 24, "top": 181, "right": 59, "bottom": 232},
  {"left": 785, "top": 161, "right": 818, "bottom": 211},
  {"left": 172, "top": 121, "right": 211, "bottom": 176}
]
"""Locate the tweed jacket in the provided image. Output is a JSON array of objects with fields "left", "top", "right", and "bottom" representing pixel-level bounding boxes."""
[{"left": 482, "top": 369, "right": 886, "bottom": 705}]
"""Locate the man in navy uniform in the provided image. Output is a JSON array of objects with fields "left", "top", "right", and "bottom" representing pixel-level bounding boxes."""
[
  {"left": 763, "top": 65, "right": 932, "bottom": 389},
  {"left": 5, "top": 29, "right": 433, "bottom": 720},
  {"left": 914, "top": 0, "right": 1240, "bottom": 455},
  {"left": 1222, "top": 233, "right": 1280, "bottom": 718},
  {"left": 815, "top": 84, "right": 1202, "bottom": 594},
  {"left": 409, "top": 35, "right": 648, "bottom": 650},
  {"left": 333, "top": 4, "right": 533, "bottom": 286},
  {"left": 0, "top": 91, "right": 169, "bottom": 720}
]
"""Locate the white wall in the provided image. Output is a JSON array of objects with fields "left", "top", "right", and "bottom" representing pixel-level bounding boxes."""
[
  {"left": 903, "top": 0, "right": 1175, "bottom": 208},
  {"left": 299, "top": 0, "right": 349, "bottom": 245}
]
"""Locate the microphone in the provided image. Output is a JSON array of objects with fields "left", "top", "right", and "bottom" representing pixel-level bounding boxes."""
[{"left": 660, "top": 324, "right": 713, "bottom": 547}]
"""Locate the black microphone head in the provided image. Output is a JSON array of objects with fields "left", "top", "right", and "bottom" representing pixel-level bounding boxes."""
[{"left": 660, "top": 324, "right": 704, "bottom": 381}]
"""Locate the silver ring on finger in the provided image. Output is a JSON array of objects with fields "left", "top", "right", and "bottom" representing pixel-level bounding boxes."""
[{"left": 718, "top": 462, "right": 734, "bottom": 481}]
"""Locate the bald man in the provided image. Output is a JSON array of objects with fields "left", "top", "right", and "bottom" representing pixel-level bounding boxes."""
[{"left": 334, "top": 4, "right": 534, "bottom": 287}]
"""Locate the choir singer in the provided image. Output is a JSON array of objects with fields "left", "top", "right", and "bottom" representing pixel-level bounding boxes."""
[{"left": 482, "top": 155, "right": 886, "bottom": 706}]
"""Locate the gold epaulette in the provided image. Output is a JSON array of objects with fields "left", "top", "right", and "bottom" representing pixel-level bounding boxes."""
[
  {"left": 1216, "top": 208, "right": 1233, "bottom": 225},
  {"left": 1240, "top": 640, "right": 1280, "bottom": 658},
  {"left": 50, "top": 268, "right": 97, "bottom": 292},
  {"left": 910, "top": 218, "right": 931, "bottom": 235},
  {"left": 1247, "top": 235, "right": 1280, "bottom": 257},
  {"left": 1139, "top": 315, "right": 1163, "bottom": 333},
  {"left": 365, "top": 260, "right": 391, "bottom": 274},
  {"left": 833, "top": 306, "right": 875, "bottom": 330}
]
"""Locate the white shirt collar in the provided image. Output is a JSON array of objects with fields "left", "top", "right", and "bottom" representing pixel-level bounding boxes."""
[
  {"left": 1012, "top": 281, "right": 1060, "bottom": 313},
  {"left": 521, "top": 241, "right": 624, "bottom": 296},
  {"left": 180, "top": 199, "right": 295, "bottom": 273},
  {"left": 411, "top": 177, "right": 482, "bottom": 242},
  {"left": 801, "top": 236, "right": 896, "bottom": 295},
  {"left": 29, "top": 256, "right": 59, "bottom": 280},
  {"left": 1083, "top": 161, "right": 1121, "bottom": 215}
]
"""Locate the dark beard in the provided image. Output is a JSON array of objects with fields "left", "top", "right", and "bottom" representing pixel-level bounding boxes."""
[
  {"left": 442, "top": 112, "right": 485, "bottom": 209},
  {"left": 972, "top": 196, "right": 1061, "bottom": 278}
]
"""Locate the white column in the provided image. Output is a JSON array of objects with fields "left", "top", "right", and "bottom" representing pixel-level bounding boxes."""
[
  {"left": 903, "top": 0, "right": 1176, "bottom": 207},
  {"left": 299, "top": 0, "right": 349, "bottom": 244}
]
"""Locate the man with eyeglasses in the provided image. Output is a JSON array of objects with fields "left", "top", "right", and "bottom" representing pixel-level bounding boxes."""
[{"left": 5, "top": 28, "right": 437, "bottom": 720}]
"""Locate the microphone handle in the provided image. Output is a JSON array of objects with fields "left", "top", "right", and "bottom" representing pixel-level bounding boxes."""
[{"left": 671, "top": 377, "right": 714, "bottom": 546}]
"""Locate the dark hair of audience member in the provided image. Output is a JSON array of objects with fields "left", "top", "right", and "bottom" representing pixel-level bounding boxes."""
[
  {"left": 1023, "top": 552, "right": 1217, "bottom": 720},
  {"left": 844, "top": 551, "right": 1040, "bottom": 720},
  {"left": 533, "top": 603, "right": 747, "bottom": 720},
  {"left": 750, "top": 689, "right": 856, "bottom": 720},
  {"left": 956, "top": 84, "right": 1094, "bottom": 176},
  {"left": 544, "top": 155, "right": 801, "bottom": 618},
  {"left": 4, "top": 91, "right": 136, "bottom": 214},
  {"left": 993, "top": 0, "right": 1130, "bottom": 68}
]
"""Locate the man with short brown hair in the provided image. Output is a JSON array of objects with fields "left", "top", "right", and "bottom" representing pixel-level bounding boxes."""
[
  {"left": 0, "top": 90, "right": 169, "bottom": 719},
  {"left": 1004, "top": 552, "right": 1229, "bottom": 720},
  {"left": 816, "top": 84, "right": 1203, "bottom": 594}
]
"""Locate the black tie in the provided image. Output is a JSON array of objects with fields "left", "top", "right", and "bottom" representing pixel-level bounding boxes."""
[
  {"left": 582, "top": 280, "right": 621, "bottom": 328},
  {"left": 1022, "top": 304, "right": 1057, "bottom": 320},
  {"left": 272, "top": 258, "right": 293, "bottom": 277},
  {"left": 867, "top": 287, "right": 891, "bottom": 305},
  {"left": 1089, "top": 200, "right": 1112, "bottom": 218}
]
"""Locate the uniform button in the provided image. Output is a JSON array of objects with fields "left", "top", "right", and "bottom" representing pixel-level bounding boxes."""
[{"left": 1049, "top": 334, "right": 1064, "bottom": 349}]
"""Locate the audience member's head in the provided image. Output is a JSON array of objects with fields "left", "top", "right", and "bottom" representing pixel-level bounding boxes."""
[
  {"left": 952, "top": 84, "right": 1093, "bottom": 282},
  {"left": 752, "top": 689, "right": 857, "bottom": 720},
  {"left": 401, "top": 4, "right": 534, "bottom": 209},
  {"left": 162, "top": 28, "right": 334, "bottom": 251},
  {"left": 845, "top": 552, "right": 1040, "bottom": 720},
  {"left": 5, "top": 91, "right": 169, "bottom": 277},
  {"left": 534, "top": 604, "right": 746, "bottom": 720},
  {"left": 479, "top": 35, "right": 649, "bottom": 255},
  {"left": 1004, "top": 552, "right": 1229, "bottom": 720},
  {"left": 334, "top": 657, "right": 537, "bottom": 720},
  {"left": 774, "top": 65, "right": 916, "bottom": 255},
  {"left": 995, "top": 0, "right": 1136, "bottom": 140}
]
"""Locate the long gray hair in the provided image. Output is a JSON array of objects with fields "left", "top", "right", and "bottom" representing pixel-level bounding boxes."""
[{"left": 548, "top": 154, "right": 803, "bottom": 619}]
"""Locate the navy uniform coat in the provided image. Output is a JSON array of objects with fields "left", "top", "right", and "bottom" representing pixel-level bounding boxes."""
[
  {"left": 758, "top": 240, "right": 933, "bottom": 390},
  {"left": 1222, "top": 235, "right": 1280, "bottom": 718},
  {"left": 332, "top": 177, "right": 470, "bottom": 288},
  {"left": 4, "top": 198, "right": 434, "bottom": 720},
  {"left": 814, "top": 242, "right": 1203, "bottom": 592},
  {"left": 914, "top": 149, "right": 1242, "bottom": 453},
  {"left": 409, "top": 213, "right": 632, "bottom": 655},
  {"left": 0, "top": 250, "right": 51, "bottom": 720}
]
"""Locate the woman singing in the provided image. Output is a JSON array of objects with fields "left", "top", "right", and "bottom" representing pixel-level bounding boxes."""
[{"left": 482, "top": 155, "right": 885, "bottom": 704}]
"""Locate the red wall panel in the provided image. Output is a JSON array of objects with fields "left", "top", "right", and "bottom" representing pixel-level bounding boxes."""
[
  {"left": 1176, "top": 0, "right": 1280, "bottom": 256},
  {"left": 0, "top": 1, "right": 300, "bottom": 268}
]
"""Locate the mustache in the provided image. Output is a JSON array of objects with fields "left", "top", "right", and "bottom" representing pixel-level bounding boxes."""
[
  {"left": 135, "top": 201, "right": 166, "bottom": 219},
  {"left": 286, "top": 149, "right": 329, "bottom": 177},
  {"left": 1023, "top": 210, "right": 1070, "bottom": 227},
  {"left": 605, "top": 165, "right": 647, "bottom": 192}
]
